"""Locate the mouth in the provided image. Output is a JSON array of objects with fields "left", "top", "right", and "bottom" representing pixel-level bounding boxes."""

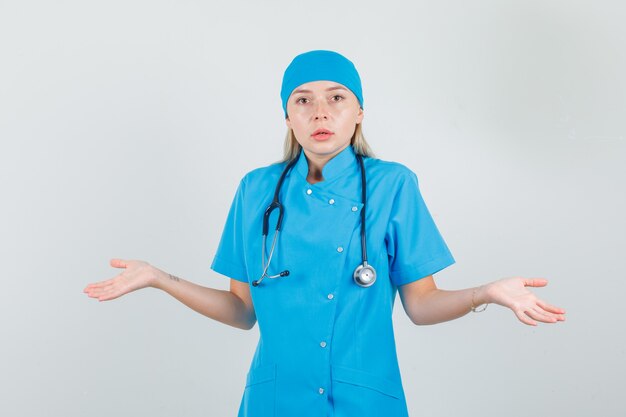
[{"left": 311, "top": 129, "right": 334, "bottom": 141}]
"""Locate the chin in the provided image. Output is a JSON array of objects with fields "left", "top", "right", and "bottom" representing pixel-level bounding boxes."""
[
  {"left": 307, "top": 142, "right": 340, "bottom": 154},
  {"left": 310, "top": 138, "right": 349, "bottom": 149}
]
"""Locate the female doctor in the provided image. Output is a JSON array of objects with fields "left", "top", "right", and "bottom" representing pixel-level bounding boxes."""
[{"left": 84, "top": 50, "right": 566, "bottom": 417}]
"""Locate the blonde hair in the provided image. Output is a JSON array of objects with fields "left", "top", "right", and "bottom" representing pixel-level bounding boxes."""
[{"left": 280, "top": 123, "right": 375, "bottom": 163}]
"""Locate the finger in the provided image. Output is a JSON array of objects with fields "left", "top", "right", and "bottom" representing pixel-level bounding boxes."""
[
  {"left": 534, "top": 306, "right": 564, "bottom": 321},
  {"left": 84, "top": 279, "right": 114, "bottom": 291},
  {"left": 98, "top": 292, "right": 119, "bottom": 301},
  {"left": 99, "top": 292, "right": 121, "bottom": 301},
  {"left": 514, "top": 309, "right": 537, "bottom": 326},
  {"left": 110, "top": 258, "right": 128, "bottom": 269},
  {"left": 86, "top": 287, "right": 115, "bottom": 299},
  {"left": 97, "top": 286, "right": 125, "bottom": 301},
  {"left": 523, "top": 278, "right": 548, "bottom": 288},
  {"left": 85, "top": 290, "right": 101, "bottom": 299},
  {"left": 85, "top": 285, "right": 111, "bottom": 298},
  {"left": 84, "top": 279, "right": 117, "bottom": 293},
  {"left": 527, "top": 306, "right": 559, "bottom": 324},
  {"left": 85, "top": 280, "right": 120, "bottom": 297},
  {"left": 536, "top": 299, "right": 566, "bottom": 315},
  {"left": 84, "top": 285, "right": 102, "bottom": 296}
]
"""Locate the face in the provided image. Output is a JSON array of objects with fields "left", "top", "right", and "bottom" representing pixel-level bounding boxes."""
[{"left": 285, "top": 80, "right": 364, "bottom": 161}]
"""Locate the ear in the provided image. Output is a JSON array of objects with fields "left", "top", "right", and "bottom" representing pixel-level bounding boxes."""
[
  {"left": 285, "top": 115, "right": 291, "bottom": 129},
  {"left": 356, "top": 107, "right": 364, "bottom": 124}
]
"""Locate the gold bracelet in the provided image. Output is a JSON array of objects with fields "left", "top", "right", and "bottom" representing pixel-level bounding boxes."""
[{"left": 471, "top": 285, "right": 488, "bottom": 313}]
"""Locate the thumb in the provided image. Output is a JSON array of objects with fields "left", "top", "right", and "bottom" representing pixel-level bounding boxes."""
[
  {"left": 110, "top": 258, "right": 128, "bottom": 268},
  {"left": 524, "top": 278, "right": 548, "bottom": 287}
]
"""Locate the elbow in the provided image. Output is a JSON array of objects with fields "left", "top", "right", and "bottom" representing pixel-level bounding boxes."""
[
  {"left": 409, "top": 315, "right": 427, "bottom": 326},
  {"left": 408, "top": 309, "right": 443, "bottom": 326},
  {"left": 406, "top": 308, "right": 434, "bottom": 326},
  {"left": 411, "top": 317, "right": 434, "bottom": 326},
  {"left": 229, "top": 318, "right": 256, "bottom": 331},
  {"left": 236, "top": 311, "right": 257, "bottom": 331},
  {"left": 241, "top": 318, "right": 257, "bottom": 331},
  {"left": 405, "top": 306, "right": 425, "bottom": 326},
  {"left": 401, "top": 286, "right": 440, "bottom": 326}
]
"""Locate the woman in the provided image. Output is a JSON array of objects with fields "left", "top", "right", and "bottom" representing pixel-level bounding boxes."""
[{"left": 84, "top": 50, "right": 566, "bottom": 417}]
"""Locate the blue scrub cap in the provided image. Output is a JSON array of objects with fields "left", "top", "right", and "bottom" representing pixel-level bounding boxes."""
[{"left": 280, "top": 50, "right": 363, "bottom": 118}]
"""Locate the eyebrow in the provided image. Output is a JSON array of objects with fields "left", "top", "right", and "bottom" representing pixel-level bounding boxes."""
[{"left": 291, "top": 86, "right": 349, "bottom": 95}]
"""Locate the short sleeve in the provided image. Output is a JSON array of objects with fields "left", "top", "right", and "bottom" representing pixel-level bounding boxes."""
[
  {"left": 210, "top": 178, "right": 249, "bottom": 283},
  {"left": 385, "top": 171, "right": 455, "bottom": 286}
]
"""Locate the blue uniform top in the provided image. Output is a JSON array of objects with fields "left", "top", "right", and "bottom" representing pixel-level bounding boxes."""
[{"left": 211, "top": 144, "right": 456, "bottom": 417}]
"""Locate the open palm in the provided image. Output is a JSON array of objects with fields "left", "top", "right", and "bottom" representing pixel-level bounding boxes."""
[
  {"left": 485, "top": 277, "right": 566, "bottom": 326},
  {"left": 83, "top": 258, "right": 157, "bottom": 301}
]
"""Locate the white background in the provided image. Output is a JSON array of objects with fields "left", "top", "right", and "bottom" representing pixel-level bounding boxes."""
[{"left": 1, "top": 0, "right": 624, "bottom": 416}]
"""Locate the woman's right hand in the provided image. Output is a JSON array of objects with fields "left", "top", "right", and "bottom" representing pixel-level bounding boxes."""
[{"left": 83, "top": 258, "right": 160, "bottom": 301}]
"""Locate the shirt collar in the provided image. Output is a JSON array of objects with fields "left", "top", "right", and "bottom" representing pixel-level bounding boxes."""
[{"left": 294, "top": 144, "right": 358, "bottom": 184}]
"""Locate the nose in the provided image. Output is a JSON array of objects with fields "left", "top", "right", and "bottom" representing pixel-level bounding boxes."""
[{"left": 313, "top": 100, "right": 330, "bottom": 120}]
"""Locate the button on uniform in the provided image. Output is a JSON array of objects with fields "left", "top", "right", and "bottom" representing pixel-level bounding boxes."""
[
  {"left": 328, "top": 198, "right": 335, "bottom": 205},
  {"left": 327, "top": 293, "right": 334, "bottom": 300},
  {"left": 336, "top": 246, "right": 343, "bottom": 253},
  {"left": 306, "top": 189, "right": 312, "bottom": 195},
  {"left": 320, "top": 341, "right": 327, "bottom": 348},
  {"left": 318, "top": 388, "right": 325, "bottom": 395}
]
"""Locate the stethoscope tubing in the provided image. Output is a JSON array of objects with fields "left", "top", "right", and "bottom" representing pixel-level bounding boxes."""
[{"left": 253, "top": 148, "right": 375, "bottom": 287}]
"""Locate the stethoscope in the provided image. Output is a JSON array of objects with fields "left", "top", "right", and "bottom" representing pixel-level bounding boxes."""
[{"left": 252, "top": 148, "right": 377, "bottom": 288}]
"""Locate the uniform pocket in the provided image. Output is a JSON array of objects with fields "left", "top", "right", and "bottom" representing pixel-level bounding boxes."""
[
  {"left": 331, "top": 364, "right": 407, "bottom": 417},
  {"left": 241, "top": 363, "right": 277, "bottom": 417}
]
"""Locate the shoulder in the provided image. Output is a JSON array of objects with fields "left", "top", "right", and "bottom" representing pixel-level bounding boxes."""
[
  {"left": 238, "top": 160, "right": 289, "bottom": 193},
  {"left": 362, "top": 155, "right": 420, "bottom": 187}
]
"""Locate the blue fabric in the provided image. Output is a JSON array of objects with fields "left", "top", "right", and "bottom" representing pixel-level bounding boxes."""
[
  {"left": 280, "top": 50, "right": 364, "bottom": 118},
  {"left": 211, "top": 145, "right": 456, "bottom": 416}
]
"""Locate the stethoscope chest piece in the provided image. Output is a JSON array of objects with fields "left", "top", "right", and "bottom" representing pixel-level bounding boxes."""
[{"left": 353, "top": 262, "right": 377, "bottom": 288}]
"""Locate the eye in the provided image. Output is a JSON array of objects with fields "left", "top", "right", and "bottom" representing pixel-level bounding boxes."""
[
  {"left": 332, "top": 95, "right": 344, "bottom": 101},
  {"left": 296, "top": 97, "right": 309, "bottom": 104}
]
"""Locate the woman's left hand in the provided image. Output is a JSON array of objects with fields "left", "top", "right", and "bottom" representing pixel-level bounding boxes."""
[{"left": 481, "top": 277, "right": 566, "bottom": 326}]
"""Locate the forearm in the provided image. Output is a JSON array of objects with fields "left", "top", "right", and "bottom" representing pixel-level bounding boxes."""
[
  {"left": 152, "top": 270, "right": 255, "bottom": 330},
  {"left": 409, "top": 286, "right": 490, "bottom": 325}
]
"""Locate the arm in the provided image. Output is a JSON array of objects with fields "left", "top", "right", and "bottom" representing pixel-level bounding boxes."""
[
  {"left": 84, "top": 258, "right": 256, "bottom": 331},
  {"left": 398, "top": 275, "right": 566, "bottom": 326},
  {"left": 153, "top": 271, "right": 256, "bottom": 331}
]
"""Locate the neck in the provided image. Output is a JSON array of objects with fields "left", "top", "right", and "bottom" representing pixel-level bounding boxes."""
[
  {"left": 303, "top": 144, "right": 349, "bottom": 184},
  {"left": 305, "top": 155, "right": 325, "bottom": 184}
]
